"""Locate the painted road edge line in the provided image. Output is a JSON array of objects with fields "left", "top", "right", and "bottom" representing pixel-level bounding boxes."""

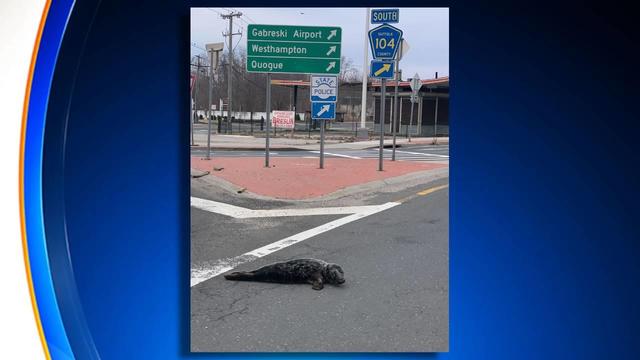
[
  {"left": 394, "top": 184, "right": 449, "bottom": 204},
  {"left": 417, "top": 184, "right": 449, "bottom": 196},
  {"left": 190, "top": 201, "right": 400, "bottom": 287}
]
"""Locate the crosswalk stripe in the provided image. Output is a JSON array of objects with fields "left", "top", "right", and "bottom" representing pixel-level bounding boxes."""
[{"left": 308, "top": 150, "right": 362, "bottom": 159}]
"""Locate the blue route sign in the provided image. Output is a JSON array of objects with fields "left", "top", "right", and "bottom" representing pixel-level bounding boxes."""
[
  {"left": 370, "top": 60, "right": 395, "bottom": 79},
  {"left": 311, "top": 102, "right": 336, "bottom": 120},
  {"left": 371, "top": 9, "right": 399, "bottom": 24},
  {"left": 368, "top": 24, "right": 403, "bottom": 60}
]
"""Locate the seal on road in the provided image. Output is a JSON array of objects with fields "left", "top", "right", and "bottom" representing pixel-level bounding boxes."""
[{"left": 223, "top": 258, "right": 345, "bottom": 290}]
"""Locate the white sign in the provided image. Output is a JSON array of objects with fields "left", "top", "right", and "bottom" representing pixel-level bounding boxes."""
[
  {"left": 399, "top": 39, "right": 410, "bottom": 61},
  {"left": 410, "top": 73, "right": 422, "bottom": 93},
  {"left": 310, "top": 75, "right": 338, "bottom": 102},
  {"left": 271, "top": 110, "right": 295, "bottom": 129}
]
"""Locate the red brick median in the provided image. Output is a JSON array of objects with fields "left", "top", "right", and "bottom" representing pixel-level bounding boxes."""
[{"left": 192, "top": 156, "right": 447, "bottom": 200}]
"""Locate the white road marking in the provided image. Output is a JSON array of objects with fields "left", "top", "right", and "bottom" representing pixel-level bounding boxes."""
[
  {"left": 382, "top": 149, "right": 450, "bottom": 158},
  {"left": 308, "top": 150, "right": 362, "bottom": 159},
  {"left": 190, "top": 197, "right": 248, "bottom": 217},
  {"left": 191, "top": 196, "right": 386, "bottom": 218},
  {"left": 190, "top": 201, "right": 400, "bottom": 286}
]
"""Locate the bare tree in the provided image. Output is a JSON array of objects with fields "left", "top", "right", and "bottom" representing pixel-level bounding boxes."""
[{"left": 339, "top": 56, "right": 361, "bottom": 83}]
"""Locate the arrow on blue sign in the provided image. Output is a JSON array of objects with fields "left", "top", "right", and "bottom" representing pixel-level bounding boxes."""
[
  {"left": 311, "top": 102, "right": 336, "bottom": 120},
  {"left": 368, "top": 24, "right": 403, "bottom": 60},
  {"left": 370, "top": 60, "right": 395, "bottom": 79}
]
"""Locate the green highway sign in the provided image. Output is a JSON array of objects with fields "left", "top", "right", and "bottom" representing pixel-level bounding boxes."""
[
  {"left": 248, "top": 58, "right": 339, "bottom": 74},
  {"left": 248, "top": 24, "right": 341, "bottom": 42},
  {"left": 247, "top": 24, "right": 341, "bottom": 74},
  {"left": 248, "top": 42, "right": 341, "bottom": 59}
]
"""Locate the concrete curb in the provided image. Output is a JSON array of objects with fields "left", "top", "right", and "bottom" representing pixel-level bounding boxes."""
[
  {"left": 190, "top": 143, "right": 413, "bottom": 152},
  {"left": 190, "top": 145, "right": 310, "bottom": 152},
  {"left": 190, "top": 138, "right": 448, "bottom": 152}
]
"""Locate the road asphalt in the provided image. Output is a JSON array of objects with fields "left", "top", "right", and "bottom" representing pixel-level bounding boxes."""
[{"left": 190, "top": 177, "right": 449, "bottom": 352}]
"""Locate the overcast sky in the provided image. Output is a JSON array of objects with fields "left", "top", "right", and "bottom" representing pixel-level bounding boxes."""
[{"left": 191, "top": 7, "right": 448, "bottom": 79}]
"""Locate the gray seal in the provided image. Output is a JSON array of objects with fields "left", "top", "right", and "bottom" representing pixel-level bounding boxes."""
[{"left": 223, "top": 258, "right": 345, "bottom": 290}]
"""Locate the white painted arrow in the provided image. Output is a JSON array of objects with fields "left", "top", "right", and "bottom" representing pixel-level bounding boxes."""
[
  {"left": 326, "top": 61, "right": 336, "bottom": 72},
  {"left": 327, "top": 29, "right": 337, "bottom": 40},
  {"left": 326, "top": 45, "right": 336, "bottom": 56},
  {"left": 316, "top": 104, "right": 331, "bottom": 117}
]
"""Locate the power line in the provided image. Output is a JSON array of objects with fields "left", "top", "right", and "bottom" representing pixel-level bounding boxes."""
[
  {"left": 221, "top": 7, "right": 254, "bottom": 24},
  {"left": 234, "top": 15, "right": 250, "bottom": 25},
  {"left": 232, "top": 27, "right": 243, "bottom": 52},
  {"left": 206, "top": 8, "right": 225, "bottom": 17},
  {"left": 242, "top": 13, "right": 256, "bottom": 23},
  {"left": 217, "top": 61, "right": 266, "bottom": 90}
]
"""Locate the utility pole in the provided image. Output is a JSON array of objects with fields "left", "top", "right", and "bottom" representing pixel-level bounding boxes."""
[
  {"left": 205, "top": 43, "right": 223, "bottom": 160},
  {"left": 265, "top": 73, "right": 271, "bottom": 167},
  {"left": 206, "top": 53, "right": 212, "bottom": 159},
  {"left": 221, "top": 11, "right": 242, "bottom": 134},
  {"left": 190, "top": 74, "right": 195, "bottom": 146},
  {"left": 192, "top": 55, "right": 206, "bottom": 138}
]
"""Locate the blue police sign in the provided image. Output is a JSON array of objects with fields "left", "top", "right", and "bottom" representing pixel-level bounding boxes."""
[
  {"left": 310, "top": 75, "right": 338, "bottom": 102},
  {"left": 368, "top": 24, "right": 403, "bottom": 59},
  {"left": 370, "top": 60, "right": 395, "bottom": 79},
  {"left": 371, "top": 9, "right": 399, "bottom": 24},
  {"left": 311, "top": 102, "right": 336, "bottom": 120}
]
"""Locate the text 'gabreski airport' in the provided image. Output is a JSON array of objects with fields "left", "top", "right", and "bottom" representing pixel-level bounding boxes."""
[{"left": 251, "top": 28, "right": 328, "bottom": 40}]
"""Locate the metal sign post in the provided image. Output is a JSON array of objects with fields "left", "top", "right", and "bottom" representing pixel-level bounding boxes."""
[
  {"left": 391, "top": 40, "right": 403, "bottom": 161},
  {"left": 265, "top": 73, "right": 271, "bottom": 167},
  {"left": 408, "top": 73, "right": 422, "bottom": 142},
  {"left": 369, "top": 61, "right": 394, "bottom": 171},
  {"left": 408, "top": 96, "right": 415, "bottom": 142},
  {"left": 379, "top": 78, "right": 386, "bottom": 171},
  {"left": 311, "top": 102, "right": 336, "bottom": 168},
  {"left": 434, "top": 96, "right": 439, "bottom": 145},
  {"left": 319, "top": 120, "right": 325, "bottom": 169},
  {"left": 368, "top": 17, "right": 402, "bottom": 171},
  {"left": 311, "top": 75, "right": 337, "bottom": 169}
]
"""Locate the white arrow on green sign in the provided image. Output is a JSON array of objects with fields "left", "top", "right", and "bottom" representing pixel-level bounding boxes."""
[{"left": 247, "top": 24, "right": 342, "bottom": 74}]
